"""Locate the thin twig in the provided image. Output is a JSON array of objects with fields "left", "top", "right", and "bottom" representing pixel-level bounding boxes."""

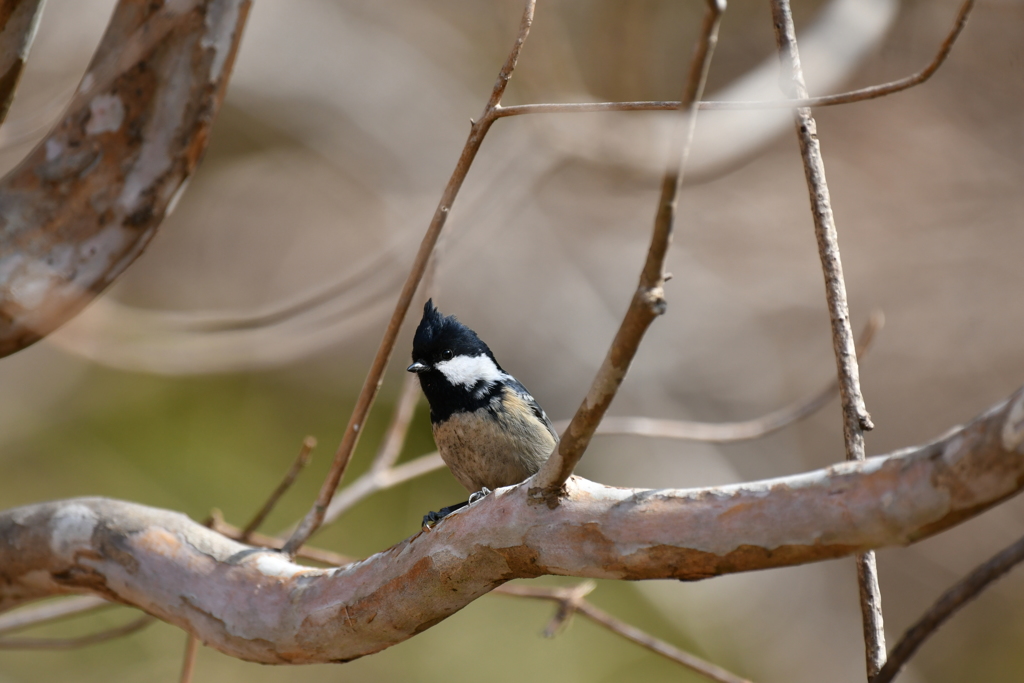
[
  {"left": 534, "top": 0, "right": 726, "bottom": 500},
  {"left": 0, "top": 615, "right": 155, "bottom": 650},
  {"left": 769, "top": 0, "right": 884, "bottom": 677},
  {"left": 495, "top": 583, "right": 751, "bottom": 683},
  {"left": 179, "top": 633, "right": 200, "bottom": 683},
  {"left": 872, "top": 534, "right": 1024, "bottom": 683},
  {"left": 0, "top": 596, "right": 113, "bottom": 636},
  {"left": 240, "top": 436, "right": 316, "bottom": 541},
  {"left": 494, "top": 0, "right": 974, "bottom": 117},
  {"left": 321, "top": 452, "right": 445, "bottom": 526},
  {"left": 209, "top": 511, "right": 355, "bottom": 566},
  {"left": 282, "top": 0, "right": 538, "bottom": 557},
  {"left": 371, "top": 372, "right": 422, "bottom": 473},
  {"left": 562, "top": 311, "right": 882, "bottom": 443}
]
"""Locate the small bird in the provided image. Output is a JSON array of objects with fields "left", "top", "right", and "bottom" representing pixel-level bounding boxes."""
[{"left": 408, "top": 300, "right": 558, "bottom": 527}]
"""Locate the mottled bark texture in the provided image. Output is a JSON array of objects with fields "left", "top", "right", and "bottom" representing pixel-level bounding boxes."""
[
  {"left": 0, "top": 0, "right": 250, "bottom": 357},
  {"left": 2, "top": 386, "right": 1023, "bottom": 664}
]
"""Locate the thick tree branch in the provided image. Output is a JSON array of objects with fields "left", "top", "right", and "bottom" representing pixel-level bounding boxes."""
[
  {"left": 0, "top": 0, "right": 45, "bottom": 126},
  {"left": 0, "top": 0, "right": 250, "bottom": 357},
  {"left": 3, "top": 386, "right": 1023, "bottom": 664}
]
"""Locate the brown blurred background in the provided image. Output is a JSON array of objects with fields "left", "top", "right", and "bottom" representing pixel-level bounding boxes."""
[{"left": 1, "top": 0, "right": 1022, "bottom": 681}]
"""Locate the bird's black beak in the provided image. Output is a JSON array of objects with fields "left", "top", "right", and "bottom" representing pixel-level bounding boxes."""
[{"left": 407, "top": 361, "right": 429, "bottom": 373}]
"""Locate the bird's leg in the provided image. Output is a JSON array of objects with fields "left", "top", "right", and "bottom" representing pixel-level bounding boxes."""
[
  {"left": 421, "top": 501, "right": 468, "bottom": 530},
  {"left": 420, "top": 488, "right": 493, "bottom": 530}
]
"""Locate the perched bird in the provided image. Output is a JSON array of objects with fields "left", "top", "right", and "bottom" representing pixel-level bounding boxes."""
[{"left": 408, "top": 299, "right": 558, "bottom": 526}]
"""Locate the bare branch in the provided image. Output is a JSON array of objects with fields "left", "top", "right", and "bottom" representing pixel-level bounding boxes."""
[
  {"left": 0, "top": 0, "right": 251, "bottom": 357},
  {"left": 0, "top": 596, "right": 112, "bottom": 636},
  {"left": 209, "top": 511, "right": 356, "bottom": 567},
  {"left": 179, "top": 633, "right": 200, "bottom": 683},
  {"left": 321, "top": 452, "right": 445, "bottom": 526},
  {"left": 872, "top": 533, "right": 1024, "bottom": 683},
  {"left": 495, "top": 583, "right": 750, "bottom": 683},
  {"left": 240, "top": 436, "right": 316, "bottom": 541},
  {"left": 770, "top": 0, "right": 885, "bottom": 674},
  {"left": 534, "top": 0, "right": 725, "bottom": 499},
  {"left": 283, "top": 0, "right": 538, "bottom": 557},
  {"left": 370, "top": 373, "right": 422, "bottom": 473},
  {"left": 0, "top": 615, "right": 155, "bottom": 650},
  {"left": 0, "top": 0, "right": 45, "bottom": 126},
  {"left": 3, "top": 386, "right": 1023, "bottom": 664},
  {"left": 567, "top": 312, "right": 883, "bottom": 443},
  {"left": 494, "top": 0, "right": 974, "bottom": 117}
]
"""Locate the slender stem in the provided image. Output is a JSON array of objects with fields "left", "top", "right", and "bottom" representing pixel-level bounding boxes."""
[
  {"left": 321, "top": 452, "right": 445, "bottom": 526},
  {"left": 0, "top": 596, "right": 112, "bottom": 636},
  {"left": 534, "top": 0, "right": 726, "bottom": 499},
  {"left": 179, "top": 634, "right": 200, "bottom": 683},
  {"left": 241, "top": 436, "right": 316, "bottom": 541},
  {"left": 370, "top": 372, "right": 422, "bottom": 473},
  {"left": 495, "top": 0, "right": 974, "bottom": 117},
  {"left": 495, "top": 583, "right": 750, "bottom": 683},
  {"left": 769, "top": 0, "right": 884, "bottom": 677},
  {"left": 568, "top": 312, "right": 882, "bottom": 443},
  {"left": 282, "top": 0, "right": 538, "bottom": 557},
  {"left": 0, "top": 615, "right": 155, "bottom": 650},
  {"left": 872, "top": 534, "right": 1024, "bottom": 683}
]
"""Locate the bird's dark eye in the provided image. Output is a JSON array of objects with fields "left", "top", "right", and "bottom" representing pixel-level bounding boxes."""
[{"left": 441, "top": 349, "right": 454, "bottom": 361}]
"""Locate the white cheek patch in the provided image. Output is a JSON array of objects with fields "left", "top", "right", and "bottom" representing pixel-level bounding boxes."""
[{"left": 436, "top": 354, "right": 506, "bottom": 388}]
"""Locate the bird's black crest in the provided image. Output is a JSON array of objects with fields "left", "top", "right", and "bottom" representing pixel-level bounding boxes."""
[{"left": 411, "top": 299, "right": 497, "bottom": 366}]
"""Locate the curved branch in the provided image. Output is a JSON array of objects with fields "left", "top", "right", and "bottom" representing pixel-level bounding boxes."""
[
  {"left": 0, "top": 0, "right": 45, "bottom": 126},
  {"left": 2, "top": 385, "right": 1023, "bottom": 664},
  {"left": 0, "top": 0, "right": 250, "bottom": 357}
]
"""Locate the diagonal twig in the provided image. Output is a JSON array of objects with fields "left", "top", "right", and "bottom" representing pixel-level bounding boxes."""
[
  {"left": 494, "top": 0, "right": 974, "bottom": 117},
  {"left": 495, "top": 583, "right": 751, "bottom": 683},
  {"left": 241, "top": 436, "right": 316, "bottom": 541},
  {"left": 0, "top": 596, "right": 113, "bottom": 636},
  {"left": 282, "top": 0, "right": 538, "bottom": 557},
  {"left": 769, "top": 0, "right": 884, "bottom": 677},
  {"left": 0, "top": 615, "right": 155, "bottom": 650},
  {"left": 566, "top": 311, "right": 882, "bottom": 443},
  {"left": 533, "top": 0, "right": 726, "bottom": 500},
  {"left": 872, "top": 533, "right": 1024, "bottom": 683}
]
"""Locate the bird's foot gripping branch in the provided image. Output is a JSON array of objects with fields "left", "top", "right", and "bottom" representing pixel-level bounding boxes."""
[{"left": 2, "top": 384, "right": 1023, "bottom": 664}]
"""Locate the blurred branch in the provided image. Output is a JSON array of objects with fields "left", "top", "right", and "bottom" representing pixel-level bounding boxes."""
[
  {"left": 283, "top": 0, "right": 538, "bottom": 557},
  {"left": 240, "top": 436, "right": 316, "bottom": 541},
  {"left": 495, "top": 582, "right": 751, "bottom": 683},
  {"left": 0, "top": 596, "right": 112, "bottom": 636},
  {"left": 562, "top": 311, "right": 882, "bottom": 443},
  {"left": 209, "top": 511, "right": 356, "bottom": 566},
  {"left": 535, "top": 0, "right": 725, "bottom": 499},
  {"left": 769, "top": 0, "right": 884, "bottom": 676},
  {"left": 0, "top": 0, "right": 45, "bottom": 125},
  {"left": 0, "top": 0, "right": 251, "bottom": 358},
  {"left": 872, "top": 533, "right": 1024, "bottom": 683},
  {"left": 179, "top": 632, "right": 200, "bottom": 683},
  {"left": 4, "top": 386, "right": 1023, "bottom": 663},
  {"left": 495, "top": 0, "right": 973, "bottom": 117},
  {"left": 0, "top": 615, "right": 155, "bottom": 650},
  {"left": 320, "top": 452, "right": 445, "bottom": 525}
]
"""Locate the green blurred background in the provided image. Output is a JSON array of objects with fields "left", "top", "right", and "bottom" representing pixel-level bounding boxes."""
[{"left": 2, "top": 1, "right": 1024, "bottom": 682}]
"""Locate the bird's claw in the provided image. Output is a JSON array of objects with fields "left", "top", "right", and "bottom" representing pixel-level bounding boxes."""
[
  {"left": 468, "top": 487, "right": 492, "bottom": 505},
  {"left": 420, "top": 501, "right": 469, "bottom": 531}
]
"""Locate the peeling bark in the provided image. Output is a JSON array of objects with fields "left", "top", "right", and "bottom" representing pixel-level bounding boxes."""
[
  {"left": 0, "top": 0, "right": 250, "bottom": 357},
  {"left": 1, "top": 386, "right": 1023, "bottom": 664}
]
